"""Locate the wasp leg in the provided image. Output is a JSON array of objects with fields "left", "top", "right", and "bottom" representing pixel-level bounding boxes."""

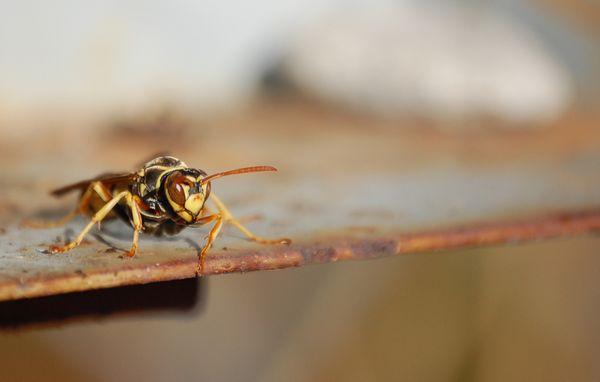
[
  {"left": 89, "top": 181, "right": 116, "bottom": 230},
  {"left": 90, "top": 181, "right": 113, "bottom": 202},
  {"left": 191, "top": 213, "right": 220, "bottom": 227},
  {"left": 24, "top": 208, "right": 79, "bottom": 229},
  {"left": 25, "top": 181, "right": 114, "bottom": 229},
  {"left": 49, "top": 191, "right": 130, "bottom": 254},
  {"left": 24, "top": 184, "right": 95, "bottom": 228},
  {"left": 124, "top": 195, "right": 143, "bottom": 257},
  {"left": 197, "top": 214, "right": 224, "bottom": 274},
  {"left": 209, "top": 193, "right": 291, "bottom": 245},
  {"left": 190, "top": 213, "right": 220, "bottom": 273}
]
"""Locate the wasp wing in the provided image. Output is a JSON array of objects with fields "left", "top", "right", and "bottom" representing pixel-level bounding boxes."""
[
  {"left": 135, "top": 151, "right": 173, "bottom": 168},
  {"left": 50, "top": 172, "right": 135, "bottom": 197}
]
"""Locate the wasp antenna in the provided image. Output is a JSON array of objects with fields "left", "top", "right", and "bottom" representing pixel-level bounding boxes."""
[{"left": 200, "top": 166, "right": 277, "bottom": 184}]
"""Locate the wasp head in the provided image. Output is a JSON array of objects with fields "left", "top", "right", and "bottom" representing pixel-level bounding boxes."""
[
  {"left": 164, "top": 169, "right": 211, "bottom": 223},
  {"left": 163, "top": 165, "right": 277, "bottom": 224}
]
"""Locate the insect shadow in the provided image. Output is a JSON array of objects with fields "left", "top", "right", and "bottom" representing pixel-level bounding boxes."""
[
  {"left": 89, "top": 219, "right": 204, "bottom": 256},
  {"left": 27, "top": 207, "right": 70, "bottom": 220},
  {"left": 34, "top": 212, "right": 246, "bottom": 256}
]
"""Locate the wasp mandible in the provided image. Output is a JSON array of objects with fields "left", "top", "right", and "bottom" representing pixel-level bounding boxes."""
[{"left": 38, "top": 156, "right": 291, "bottom": 271}]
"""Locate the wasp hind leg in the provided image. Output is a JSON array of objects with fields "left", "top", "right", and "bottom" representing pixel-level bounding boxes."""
[
  {"left": 49, "top": 191, "right": 131, "bottom": 254},
  {"left": 23, "top": 209, "right": 79, "bottom": 229},
  {"left": 26, "top": 181, "right": 115, "bottom": 229},
  {"left": 209, "top": 193, "right": 291, "bottom": 245},
  {"left": 23, "top": 183, "right": 100, "bottom": 228}
]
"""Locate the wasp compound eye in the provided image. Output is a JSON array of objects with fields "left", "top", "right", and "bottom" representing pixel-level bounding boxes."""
[
  {"left": 168, "top": 182, "right": 187, "bottom": 205},
  {"left": 166, "top": 171, "right": 191, "bottom": 206}
]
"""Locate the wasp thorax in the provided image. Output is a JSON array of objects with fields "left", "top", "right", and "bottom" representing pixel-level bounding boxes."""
[{"left": 163, "top": 169, "right": 209, "bottom": 223}]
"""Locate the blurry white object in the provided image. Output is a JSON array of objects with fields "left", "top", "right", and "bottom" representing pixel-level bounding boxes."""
[
  {"left": 285, "top": 4, "right": 574, "bottom": 125},
  {"left": 0, "top": 1, "right": 575, "bottom": 133},
  {"left": 0, "top": 0, "right": 327, "bottom": 129}
]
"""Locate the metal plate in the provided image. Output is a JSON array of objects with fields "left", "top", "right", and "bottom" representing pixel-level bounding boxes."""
[{"left": 1, "top": 101, "right": 599, "bottom": 301}]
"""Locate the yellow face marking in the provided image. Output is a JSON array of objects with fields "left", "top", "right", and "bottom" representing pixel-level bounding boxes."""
[
  {"left": 177, "top": 210, "right": 193, "bottom": 223},
  {"left": 185, "top": 194, "right": 205, "bottom": 217}
]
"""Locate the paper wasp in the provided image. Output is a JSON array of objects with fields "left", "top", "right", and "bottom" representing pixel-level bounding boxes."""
[{"left": 36, "top": 156, "right": 291, "bottom": 272}]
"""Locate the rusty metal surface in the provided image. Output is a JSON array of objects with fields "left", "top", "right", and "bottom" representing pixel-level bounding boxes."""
[
  {"left": 0, "top": 101, "right": 599, "bottom": 301},
  {"left": 2, "top": 209, "right": 600, "bottom": 302}
]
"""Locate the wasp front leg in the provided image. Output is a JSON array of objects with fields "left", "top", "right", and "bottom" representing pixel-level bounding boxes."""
[
  {"left": 191, "top": 213, "right": 221, "bottom": 273},
  {"left": 209, "top": 193, "right": 291, "bottom": 245}
]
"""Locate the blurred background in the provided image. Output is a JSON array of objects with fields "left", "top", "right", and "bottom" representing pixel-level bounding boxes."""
[{"left": 0, "top": 0, "right": 599, "bottom": 381}]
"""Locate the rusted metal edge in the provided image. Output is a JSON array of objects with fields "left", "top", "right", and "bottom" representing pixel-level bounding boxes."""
[{"left": 1, "top": 208, "right": 600, "bottom": 301}]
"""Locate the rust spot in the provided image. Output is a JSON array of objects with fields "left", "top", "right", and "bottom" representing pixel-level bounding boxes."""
[
  {"left": 306, "top": 246, "right": 337, "bottom": 263},
  {"left": 74, "top": 270, "right": 87, "bottom": 278},
  {"left": 217, "top": 259, "right": 234, "bottom": 272}
]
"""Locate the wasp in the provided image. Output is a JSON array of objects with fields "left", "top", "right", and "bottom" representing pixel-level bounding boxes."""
[{"left": 37, "top": 156, "right": 291, "bottom": 272}]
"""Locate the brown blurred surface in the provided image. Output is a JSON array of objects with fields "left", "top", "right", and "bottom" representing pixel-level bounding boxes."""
[{"left": 1, "top": 236, "right": 600, "bottom": 381}]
